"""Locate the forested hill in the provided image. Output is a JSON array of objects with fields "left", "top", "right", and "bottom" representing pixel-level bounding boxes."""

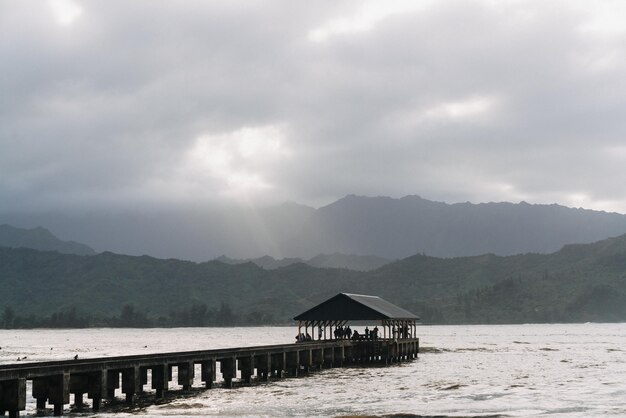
[
  {"left": 2, "top": 233, "right": 626, "bottom": 327},
  {"left": 0, "top": 224, "right": 95, "bottom": 256}
]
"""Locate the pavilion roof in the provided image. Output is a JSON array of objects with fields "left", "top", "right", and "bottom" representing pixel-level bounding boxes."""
[{"left": 293, "top": 293, "right": 419, "bottom": 321}]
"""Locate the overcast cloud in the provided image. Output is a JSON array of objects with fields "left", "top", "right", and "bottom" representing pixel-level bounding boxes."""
[{"left": 3, "top": 0, "right": 626, "bottom": 213}]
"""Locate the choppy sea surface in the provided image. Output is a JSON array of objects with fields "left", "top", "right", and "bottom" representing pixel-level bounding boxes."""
[{"left": 1, "top": 323, "right": 625, "bottom": 417}]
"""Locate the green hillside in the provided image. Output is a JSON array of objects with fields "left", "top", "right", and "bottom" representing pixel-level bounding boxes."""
[{"left": 2, "top": 234, "right": 626, "bottom": 327}]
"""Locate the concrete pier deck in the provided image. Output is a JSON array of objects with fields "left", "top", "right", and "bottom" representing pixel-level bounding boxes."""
[{"left": 0, "top": 338, "right": 419, "bottom": 417}]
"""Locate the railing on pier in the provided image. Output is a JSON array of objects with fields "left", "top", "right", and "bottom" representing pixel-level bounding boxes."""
[{"left": 0, "top": 338, "right": 419, "bottom": 417}]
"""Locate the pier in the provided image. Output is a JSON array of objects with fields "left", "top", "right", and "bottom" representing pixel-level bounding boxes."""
[
  {"left": 0, "top": 338, "right": 419, "bottom": 416},
  {"left": 0, "top": 293, "right": 420, "bottom": 417}
]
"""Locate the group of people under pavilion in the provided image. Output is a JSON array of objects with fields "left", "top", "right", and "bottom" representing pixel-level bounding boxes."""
[{"left": 293, "top": 293, "right": 419, "bottom": 342}]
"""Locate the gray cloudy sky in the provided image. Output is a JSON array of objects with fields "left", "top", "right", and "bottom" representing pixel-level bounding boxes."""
[{"left": 3, "top": 0, "right": 626, "bottom": 213}]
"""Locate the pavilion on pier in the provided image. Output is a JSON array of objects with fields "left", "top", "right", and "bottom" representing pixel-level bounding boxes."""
[{"left": 294, "top": 293, "right": 419, "bottom": 341}]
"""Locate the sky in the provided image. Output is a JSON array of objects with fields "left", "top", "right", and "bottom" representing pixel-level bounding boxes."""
[{"left": 3, "top": 0, "right": 626, "bottom": 214}]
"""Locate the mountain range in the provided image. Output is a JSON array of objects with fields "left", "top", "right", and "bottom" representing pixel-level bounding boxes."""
[
  {"left": 2, "top": 195, "right": 626, "bottom": 261},
  {"left": 2, "top": 232, "right": 626, "bottom": 325}
]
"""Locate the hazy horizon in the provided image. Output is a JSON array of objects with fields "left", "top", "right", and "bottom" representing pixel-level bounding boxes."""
[{"left": 4, "top": 193, "right": 626, "bottom": 262}]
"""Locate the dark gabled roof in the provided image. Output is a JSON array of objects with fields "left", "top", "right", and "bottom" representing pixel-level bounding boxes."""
[{"left": 293, "top": 293, "right": 419, "bottom": 321}]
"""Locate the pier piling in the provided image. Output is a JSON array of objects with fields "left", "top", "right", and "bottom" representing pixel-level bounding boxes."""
[
  {"left": 219, "top": 357, "right": 236, "bottom": 388},
  {"left": 177, "top": 361, "right": 195, "bottom": 390},
  {"left": 254, "top": 354, "right": 270, "bottom": 381},
  {"left": 200, "top": 359, "right": 216, "bottom": 388},
  {"left": 237, "top": 356, "right": 254, "bottom": 384},
  {"left": 151, "top": 365, "right": 168, "bottom": 398}
]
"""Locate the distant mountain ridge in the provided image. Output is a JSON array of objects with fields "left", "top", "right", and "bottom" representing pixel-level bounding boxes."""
[
  {"left": 0, "top": 224, "right": 95, "bottom": 256},
  {"left": 280, "top": 195, "right": 626, "bottom": 258},
  {"left": 215, "top": 253, "right": 391, "bottom": 271},
  {"left": 3, "top": 195, "right": 626, "bottom": 260}
]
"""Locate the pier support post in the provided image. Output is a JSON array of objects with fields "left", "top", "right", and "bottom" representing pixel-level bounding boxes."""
[
  {"left": 0, "top": 378, "right": 26, "bottom": 418},
  {"left": 333, "top": 346, "right": 345, "bottom": 367},
  {"left": 36, "top": 398, "right": 46, "bottom": 410},
  {"left": 220, "top": 358, "right": 236, "bottom": 388},
  {"left": 323, "top": 347, "right": 334, "bottom": 368},
  {"left": 121, "top": 367, "right": 140, "bottom": 404},
  {"left": 74, "top": 393, "right": 83, "bottom": 409},
  {"left": 254, "top": 354, "right": 271, "bottom": 381},
  {"left": 200, "top": 359, "right": 216, "bottom": 389},
  {"left": 140, "top": 367, "right": 148, "bottom": 387},
  {"left": 286, "top": 351, "right": 299, "bottom": 377},
  {"left": 312, "top": 348, "right": 324, "bottom": 369},
  {"left": 106, "top": 370, "right": 119, "bottom": 400},
  {"left": 177, "top": 362, "right": 195, "bottom": 390},
  {"left": 344, "top": 345, "right": 353, "bottom": 364},
  {"left": 270, "top": 352, "right": 285, "bottom": 378},
  {"left": 238, "top": 356, "right": 254, "bottom": 384},
  {"left": 87, "top": 371, "right": 106, "bottom": 412},
  {"left": 151, "top": 365, "right": 169, "bottom": 398},
  {"left": 32, "top": 378, "right": 49, "bottom": 412},
  {"left": 69, "top": 374, "right": 89, "bottom": 409},
  {"left": 299, "top": 350, "right": 312, "bottom": 374},
  {"left": 48, "top": 373, "right": 69, "bottom": 416}
]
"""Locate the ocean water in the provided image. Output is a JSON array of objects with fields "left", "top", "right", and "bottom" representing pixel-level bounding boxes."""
[{"left": 1, "top": 323, "right": 625, "bottom": 417}]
